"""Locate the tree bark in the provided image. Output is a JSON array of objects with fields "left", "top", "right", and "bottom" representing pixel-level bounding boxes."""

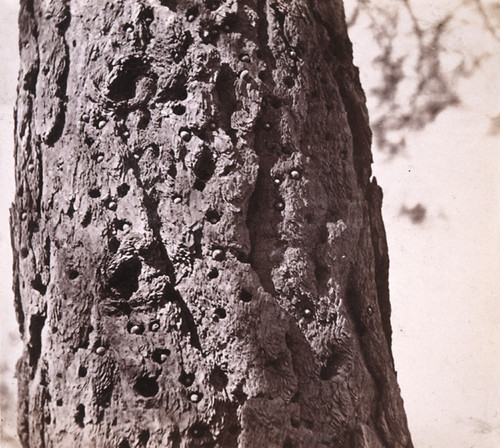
[{"left": 11, "top": 0, "right": 412, "bottom": 447}]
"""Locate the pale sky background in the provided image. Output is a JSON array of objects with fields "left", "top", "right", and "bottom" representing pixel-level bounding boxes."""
[{"left": 1, "top": 1, "right": 499, "bottom": 447}]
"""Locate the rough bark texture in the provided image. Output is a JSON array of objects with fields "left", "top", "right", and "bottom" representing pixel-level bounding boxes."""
[{"left": 11, "top": 0, "right": 412, "bottom": 447}]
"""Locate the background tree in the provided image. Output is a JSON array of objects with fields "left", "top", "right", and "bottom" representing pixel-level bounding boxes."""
[{"left": 11, "top": 0, "right": 415, "bottom": 447}]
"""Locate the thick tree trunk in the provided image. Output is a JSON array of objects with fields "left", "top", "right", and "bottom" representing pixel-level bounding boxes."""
[{"left": 11, "top": 0, "right": 412, "bottom": 447}]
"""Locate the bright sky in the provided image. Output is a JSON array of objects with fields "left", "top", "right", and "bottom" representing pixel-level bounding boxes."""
[{"left": 1, "top": 1, "right": 499, "bottom": 447}]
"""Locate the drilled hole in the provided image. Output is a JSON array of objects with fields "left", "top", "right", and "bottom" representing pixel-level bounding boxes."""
[
  {"left": 89, "top": 188, "right": 101, "bottom": 198},
  {"left": 179, "top": 371, "right": 195, "bottom": 387},
  {"left": 56, "top": 399, "right": 63, "bottom": 406},
  {"left": 152, "top": 348, "right": 170, "bottom": 364},
  {"left": 118, "top": 439, "right": 130, "bottom": 448},
  {"left": 108, "top": 237, "right": 120, "bottom": 253},
  {"left": 205, "top": 210, "right": 220, "bottom": 224},
  {"left": 117, "top": 183, "right": 130, "bottom": 197},
  {"left": 74, "top": 404, "right": 85, "bottom": 428},
  {"left": 205, "top": 0, "right": 220, "bottom": 10},
  {"left": 213, "top": 307, "right": 226, "bottom": 320},
  {"left": 209, "top": 366, "right": 228, "bottom": 391},
  {"left": 20, "top": 247, "right": 29, "bottom": 258},
  {"left": 107, "top": 58, "right": 147, "bottom": 102},
  {"left": 172, "top": 103, "right": 186, "bottom": 115},
  {"left": 134, "top": 376, "right": 159, "bottom": 397},
  {"left": 138, "top": 429, "right": 150, "bottom": 445},
  {"left": 186, "top": 6, "right": 198, "bottom": 21},
  {"left": 283, "top": 76, "right": 294, "bottom": 88},
  {"left": 68, "top": 270, "right": 79, "bottom": 280},
  {"left": 107, "top": 258, "right": 141, "bottom": 300},
  {"left": 78, "top": 366, "right": 87, "bottom": 377},
  {"left": 207, "top": 268, "right": 219, "bottom": 279},
  {"left": 127, "top": 322, "right": 145, "bottom": 335},
  {"left": 190, "top": 422, "right": 208, "bottom": 438},
  {"left": 31, "top": 274, "right": 47, "bottom": 295},
  {"left": 239, "top": 289, "right": 252, "bottom": 303},
  {"left": 160, "top": 0, "right": 177, "bottom": 10}
]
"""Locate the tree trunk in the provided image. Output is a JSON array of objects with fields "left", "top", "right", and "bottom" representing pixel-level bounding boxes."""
[{"left": 11, "top": 0, "right": 412, "bottom": 447}]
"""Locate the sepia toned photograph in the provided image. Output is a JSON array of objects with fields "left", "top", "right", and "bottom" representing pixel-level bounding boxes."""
[{"left": 1, "top": 0, "right": 499, "bottom": 447}]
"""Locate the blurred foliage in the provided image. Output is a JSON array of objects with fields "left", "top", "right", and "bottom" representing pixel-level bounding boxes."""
[{"left": 345, "top": 0, "right": 500, "bottom": 155}]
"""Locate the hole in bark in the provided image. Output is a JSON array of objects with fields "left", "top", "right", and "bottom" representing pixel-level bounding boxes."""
[
  {"left": 189, "top": 391, "right": 203, "bottom": 403},
  {"left": 320, "top": 348, "right": 346, "bottom": 381},
  {"left": 28, "top": 314, "right": 45, "bottom": 368},
  {"left": 78, "top": 366, "right": 87, "bottom": 377},
  {"left": 117, "top": 183, "right": 130, "bottom": 197},
  {"left": 118, "top": 439, "right": 130, "bottom": 448},
  {"left": 108, "top": 237, "right": 120, "bottom": 253},
  {"left": 215, "top": 65, "right": 237, "bottom": 141},
  {"left": 270, "top": 96, "right": 283, "bottom": 109},
  {"left": 134, "top": 376, "right": 159, "bottom": 397},
  {"left": 205, "top": 209, "right": 220, "bottom": 224},
  {"left": 186, "top": 6, "right": 198, "bottom": 20},
  {"left": 159, "top": 80, "right": 187, "bottom": 102},
  {"left": 290, "top": 415, "right": 300, "bottom": 428},
  {"left": 193, "top": 147, "right": 215, "bottom": 182},
  {"left": 74, "top": 404, "right": 85, "bottom": 428},
  {"left": 232, "top": 384, "right": 247, "bottom": 404},
  {"left": 172, "top": 103, "right": 186, "bottom": 115},
  {"left": 180, "top": 371, "right": 195, "bottom": 387},
  {"left": 239, "top": 289, "right": 252, "bottom": 303},
  {"left": 152, "top": 348, "right": 170, "bottom": 364},
  {"left": 20, "top": 247, "right": 29, "bottom": 258},
  {"left": 31, "top": 274, "right": 47, "bottom": 295},
  {"left": 107, "top": 58, "right": 147, "bottom": 102},
  {"left": 160, "top": 0, "right": 177, "bottom": 10},
  {"left": 283, "top": 437, "right": 297, "bottom": 448},
  {"left": 209, "top": 366, "right": 228, "bottom": 391},
  {"left": 190, "top": 422, "right": 208, "bottom": 438},
  {"left": 69, "top": 270, "right": 79, "bottom": 280},
  {"left": 207, "top": 268, "right": 219, "bottom": 279},
  {"left": 56, "top": 399, "right": 63, "bottom": 406},
  {"left": 194, "top": 179, "right": 206, "bottom": 191},
  {"left": 85, "top": 137, "right": 94, "bottom": 147},
  {"left": 89, "top": 188, "right": 101, "bottom": 198},
  {"left": 213, "top": 307, "right": 226, "bottom": 320},
  {"left": 222, "top": 13, "right": 237, "bottom": 32},
  {"left": 108, "top": 258, "right": 141, "bottom": 300},
  {"left": 82, "top": 210, "right": 92, "bottom": 228},
  {"left": 283, "top": 76, "right": 294, "bottom": 88},
  {"left": 127, "top": 322, "right": 145, "bottom": 335},
  {"left": 115, "top": 219, "right": 131, "bottom": 231},
  {"left": 205, "top": 0, "right": 220, "bottom": 10},
  {"left": 138, "top": 429, "right": 150, "bottom": 445}
]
